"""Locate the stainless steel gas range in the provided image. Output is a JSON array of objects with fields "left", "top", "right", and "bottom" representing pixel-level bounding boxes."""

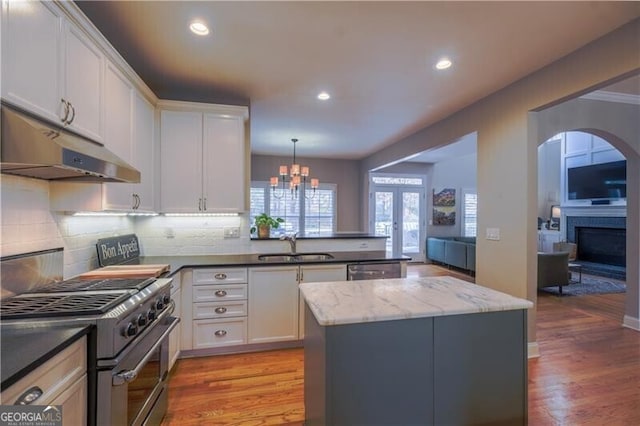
[{"left": 0, "top": 249, "right": 178, "bottom": 426}]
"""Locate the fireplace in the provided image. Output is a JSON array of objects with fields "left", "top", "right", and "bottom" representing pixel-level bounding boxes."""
[
  {"left": 575, "top": 227, "right": 626, "bottom": 266},
  {"left": 566, "top": 215, "right": 626, "bottom": 279}
]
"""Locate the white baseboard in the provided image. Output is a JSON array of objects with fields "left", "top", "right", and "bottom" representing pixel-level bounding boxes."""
[
  {"left": 623, "top": 315, "right": 640, "bottom": 331},
  {"left": 527, "top": 342, "right": 540, "bottom": 359}
]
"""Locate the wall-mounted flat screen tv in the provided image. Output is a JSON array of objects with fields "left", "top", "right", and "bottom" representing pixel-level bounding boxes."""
[{"left": 567, "top": 160, "right": 626, "bottom": 200}]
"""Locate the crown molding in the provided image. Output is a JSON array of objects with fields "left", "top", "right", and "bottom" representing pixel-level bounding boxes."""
[{"left": 580, "top": 90, "right": 640, "bottom": 105}]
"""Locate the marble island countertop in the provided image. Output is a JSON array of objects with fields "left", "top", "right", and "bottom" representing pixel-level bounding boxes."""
[{"left": 299, "top": 276, "right": 533, "bottom": 326}]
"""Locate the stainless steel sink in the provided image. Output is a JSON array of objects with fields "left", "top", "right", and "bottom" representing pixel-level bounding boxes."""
[
  {"left": 294, "top": 253, "right": 335, "bottom": 261},
  {"left": 257, "top": 252, "right": 335, "bottom": 262},
  {"left": 258, "top": 254, "right": 297, "bottom": 262}
]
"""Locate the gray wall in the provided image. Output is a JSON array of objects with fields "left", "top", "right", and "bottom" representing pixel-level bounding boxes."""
[
  {"left": 429, "top": 153, "right": 478, "bottom": 238},
  {"left": 251, "top": 154, "right": 362, "bottom": 231}
]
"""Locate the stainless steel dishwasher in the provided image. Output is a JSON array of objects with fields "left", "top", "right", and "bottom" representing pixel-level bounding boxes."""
[{"left": 347, "top": 262, "right": 402, "bottom": 280}]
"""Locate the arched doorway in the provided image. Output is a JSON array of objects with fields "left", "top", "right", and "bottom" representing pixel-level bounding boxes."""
[{"left": 535, "top": 96, "right": 640, "bottom": 331}]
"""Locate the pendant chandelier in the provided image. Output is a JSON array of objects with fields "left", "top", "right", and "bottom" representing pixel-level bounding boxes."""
[{"left": 270, "top": 138, "right": 319, "bottom": 199}]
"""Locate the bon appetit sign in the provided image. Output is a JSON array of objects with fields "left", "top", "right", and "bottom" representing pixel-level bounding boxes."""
[{"left": 96, "top": 234, "right": 140, "bottom": 266}]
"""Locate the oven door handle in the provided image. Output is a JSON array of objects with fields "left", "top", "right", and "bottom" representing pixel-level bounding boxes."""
[{"left": 113, "top": 316, "right": 179, "bottom": 386}]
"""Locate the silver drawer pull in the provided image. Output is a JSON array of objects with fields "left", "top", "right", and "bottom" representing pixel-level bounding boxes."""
[
  {"left": 214, "top": 273, "right": 227, "bottom": 280},
  {"left": 214, "top": 307, "right": 227, "bottom": 314},
  {"left": 214, "top": 330, "right": 227, "bottom": 337},
  {"left": 214, "top": 290, "right": 227, "bottom": 297},
  {"left": 15, "top": 386, "right": 43, "bottom": 405}
]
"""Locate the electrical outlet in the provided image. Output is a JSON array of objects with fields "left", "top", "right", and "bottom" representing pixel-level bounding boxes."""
[
  {"left": 224, "top": 227, "right": 240, "bottom": 239},
  {"left": 486, "top": 228, "right": 500, "bottom": 241}
]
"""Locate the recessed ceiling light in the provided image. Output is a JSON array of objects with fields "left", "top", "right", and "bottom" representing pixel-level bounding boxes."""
[
  {"left": 189, "top": 21, "right": 209, "bottom": 36},
  {"left": 435, "top": 58, "right": 452, "bottom": 70},
  {"left": 317, "top": 92, "right": 330, "bottom": 100}
]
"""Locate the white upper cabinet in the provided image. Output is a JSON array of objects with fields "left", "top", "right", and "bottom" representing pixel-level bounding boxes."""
[
  {"left": 62, "top": 21, "right": 103, "bottom": 141},
  {"left": 104, "top": 63, "right": 133, "bottom": 165},
  {"left": 203, "top": 114, "right": 247, "bottom": 212},
  {"left": 1, "top": 0, "right": 63, "bottom": 122},
  {"left": 51, "top": 64, "right": 157, "bottom": 213},
  {"left": 160, "top": 110, "right": 203, "bottom": 212},
  {"left": 131, "top": 92, "right": 156, "bottom": 211},
  {"left": 101, "top": 62, "right": 135, "bottom": 210},
  {"left": 159, "top": 102, "right": 249, "bottom": 213},
  {"left": 1, "top": 0, "right": 104, "bottom": 142}
]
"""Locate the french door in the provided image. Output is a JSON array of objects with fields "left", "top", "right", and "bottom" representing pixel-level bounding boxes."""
[{"left": 370, "top": 175, "right": 426, "bottom": 261}]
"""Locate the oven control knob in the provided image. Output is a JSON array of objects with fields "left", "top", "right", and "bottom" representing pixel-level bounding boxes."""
[
  {"left": 155, "top": 298, "right": 165, "bottom": 311},
  {"left": 147, "top": 309, "right": 156, "bottom": 321},
  {"left": 162, "top": 294, "right": 171, "bottom": 306},
  {"left": 124, "top": 322, "right": 137, "bottom": 338},
  {"left": 137, "top": 314, "right": 147, "bottom": 327}
]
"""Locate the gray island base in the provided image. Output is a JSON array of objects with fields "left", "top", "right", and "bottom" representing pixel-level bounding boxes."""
[{"left": 301, "top": 276, "right": 533, "bottom": 426}]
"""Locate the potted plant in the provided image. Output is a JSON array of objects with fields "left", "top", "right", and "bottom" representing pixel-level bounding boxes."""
[{"left": 250, "top": 213, "right": 284, "bottom": 239}]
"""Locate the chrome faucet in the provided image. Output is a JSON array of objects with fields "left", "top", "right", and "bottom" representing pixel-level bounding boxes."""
[{"left": 280, "top": 233, "right": 297, "bottom": 254}]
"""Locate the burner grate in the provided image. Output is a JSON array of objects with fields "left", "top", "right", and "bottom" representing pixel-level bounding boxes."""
[
  {"left": 0, "top": 292, "right": 131, "bottom": 319},
  {"left": 26, "top": 277, "right": 154, "bottom": 293}
]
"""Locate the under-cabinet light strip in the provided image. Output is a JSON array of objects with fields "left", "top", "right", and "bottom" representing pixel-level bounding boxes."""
[
  {"left": 163, "top": 213, "right": 238, "bottom": 217},
  {"left": 72, "top": 212, "right": 159, "bottom": 217}
]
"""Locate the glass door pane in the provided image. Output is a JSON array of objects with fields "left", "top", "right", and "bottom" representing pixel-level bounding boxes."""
[
  {"left": 401, "top": 191, "right": 421, "bottom": 256},
  {"left": 374, "top": 191, "right": 394, "bottom": 254}
]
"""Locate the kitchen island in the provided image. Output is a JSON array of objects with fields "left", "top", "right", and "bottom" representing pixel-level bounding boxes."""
[{"left": 300, "top": 276, "right": 533, "bottom": 425}]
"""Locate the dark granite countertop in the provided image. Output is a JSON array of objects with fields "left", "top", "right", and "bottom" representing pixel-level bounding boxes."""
[
  {"left": 1, "top": 324, "right": 92, "bottom": 391},
  {"left": 250, "top": 232, "right": 388, "bottom": 241},
  {"left": 138, "top": 251, "right": 410, "bottom": 276}
]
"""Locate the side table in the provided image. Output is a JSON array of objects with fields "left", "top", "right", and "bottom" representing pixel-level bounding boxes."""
[{"left": 568, "top": 263, "right": 582, "bottom": 283}]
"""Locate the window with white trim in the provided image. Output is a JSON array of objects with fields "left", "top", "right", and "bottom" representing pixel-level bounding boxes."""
[
  {"left": 462, "top": 189, "right": 477, "bottom": 237},
  {"left": 250, "top": 181, "right": 337, "bottom": 236}
]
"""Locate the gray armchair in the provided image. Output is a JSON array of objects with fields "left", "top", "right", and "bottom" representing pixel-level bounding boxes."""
[
  {"left": 553, "top": 242, "right": 577, "bottom": 261},
  {"left": 537, "top": 252, "right": 570, "bottom": 295}
]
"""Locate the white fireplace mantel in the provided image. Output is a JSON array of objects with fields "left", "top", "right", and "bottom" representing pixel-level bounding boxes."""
[{"left": 561, "top": 204, "right": 626, "bottom": 218}]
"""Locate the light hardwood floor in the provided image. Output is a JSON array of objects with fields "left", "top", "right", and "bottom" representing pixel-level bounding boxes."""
[{"left": 162, "top": 264, "right": 639, "bottom": 425}]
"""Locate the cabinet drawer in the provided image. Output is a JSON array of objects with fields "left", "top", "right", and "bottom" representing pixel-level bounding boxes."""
[
  {"left": 193, "top": 268, "right": 247, "bottom": 285},
  {"left": 193, "top": 284, "right": 247, "bottom": 302},
  {"left": 193, "top": 301, "right": 247, "bottom": 320},
  {"left": 1, "top": 336, "right": 86, "bottom": 405},
  {"left": 193, "top": 318, "right": 247, "bottom": 348}
]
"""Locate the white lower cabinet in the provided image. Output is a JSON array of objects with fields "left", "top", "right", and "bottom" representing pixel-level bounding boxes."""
[
  {"left": 297, "top": 264, "right": 347, "bottom": 339},
  {"left": 248, "top": 266, "right": 300, "bottom": 344},
  {"left": 0, "top": 336, "right": 87, "bottom": 424},
  {"left": 168, "top": 277, "right": 182, "bottom": 371},
  {"left": 248, "top": 264, "right": 347, "bottom": 343},
  {"left": 184, "top": 268, "right": 249, "bottom": 350},
  {"left": 538, "top": 230, "right": 561, "bottom": 253},
  {"left": 193, "top": 318, "right": 248, "bottom": 349},
  {"left": 50, "top": 375, "right": 87, "bottom": 426},
  {"left": 180, "top": 264, "right": 347, "bottom": 351}
]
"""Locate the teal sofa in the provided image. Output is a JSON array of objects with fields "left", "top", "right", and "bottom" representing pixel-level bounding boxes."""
[{"left": 427, "top": 237, "right": 476, "bottom": 273}]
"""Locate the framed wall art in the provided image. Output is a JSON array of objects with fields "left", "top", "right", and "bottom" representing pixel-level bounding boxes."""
[{"left": 433, "top": 188, "right": 456, "bottom": 225}]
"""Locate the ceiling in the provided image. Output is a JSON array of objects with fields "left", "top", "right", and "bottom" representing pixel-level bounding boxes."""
[{"left": 75, "top": 1, "right": 640, "bottom": 161}]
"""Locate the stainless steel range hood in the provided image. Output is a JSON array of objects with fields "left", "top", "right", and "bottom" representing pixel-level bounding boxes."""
[{"left": 1, "top": 103, "right": 140, "bottom": 183}]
